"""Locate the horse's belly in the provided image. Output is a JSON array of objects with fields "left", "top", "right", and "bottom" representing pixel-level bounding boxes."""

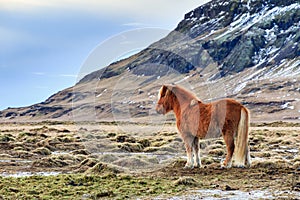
[{"left": 205, "top": 125, "right": 222, "bottom": 139}]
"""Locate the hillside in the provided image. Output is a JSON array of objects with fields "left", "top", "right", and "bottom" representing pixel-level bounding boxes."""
[{"left": 0, "top": 0, "right": 299, "bottom": 122}]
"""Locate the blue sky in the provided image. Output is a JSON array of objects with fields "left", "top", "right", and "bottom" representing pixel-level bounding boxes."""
[{"left": 0, "top": 0, "right": 209, "bottom": 110}]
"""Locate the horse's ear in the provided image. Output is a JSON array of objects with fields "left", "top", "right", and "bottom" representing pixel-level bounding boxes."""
[
  {"left": 158, "top": 85, "right": 167, "bottom": 99},
  {"left": 159, "top": 84, "right": 172, "bottom": 98},
  {"left": 165, "top": 84, "right": 175, "bottom": 96}
]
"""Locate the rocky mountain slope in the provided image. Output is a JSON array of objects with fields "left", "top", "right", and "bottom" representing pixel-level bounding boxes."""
[{"left": 1, "top": 0, "right": 299, "bottom": 122}]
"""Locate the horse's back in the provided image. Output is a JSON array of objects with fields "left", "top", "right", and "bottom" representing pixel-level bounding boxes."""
[{"left": 213, "top": 98, "right": 244, "bottom": 115}]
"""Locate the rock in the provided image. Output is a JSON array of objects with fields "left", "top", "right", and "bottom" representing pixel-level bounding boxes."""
[
  {"left": 138, "top": 139, "right": 151, "bottom": 148},
  {"left": 224, "top": 184, "right": 237, "bottom": 191},
  {"left": 118, "top": 143, "right": 144, "bottom": 152},
  {"left": 86, "top": 162, "right": 121, "bottom": 174},
  {"left": 71, "top": 149, "right": 89, "bottom": 155},
  {"left": 115, "top": 135, "right": 136, "bottom": 143},
  {"left": 174, "top": 177, "right": 197, "bottom": 186}
]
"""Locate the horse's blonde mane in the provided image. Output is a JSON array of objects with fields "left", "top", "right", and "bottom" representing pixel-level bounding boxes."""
[{"left": 170, "top": 85, "right": 198, "bottom": 102}]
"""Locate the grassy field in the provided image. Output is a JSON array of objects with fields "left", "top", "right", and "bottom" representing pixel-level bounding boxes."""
[{"left": 0, "top": 121, "right": 299, "bottom": 199}]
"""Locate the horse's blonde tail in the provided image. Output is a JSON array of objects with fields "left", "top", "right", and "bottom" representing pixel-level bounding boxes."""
[{"left": 234, "top": 107, "right": 251, "bottom": 168}]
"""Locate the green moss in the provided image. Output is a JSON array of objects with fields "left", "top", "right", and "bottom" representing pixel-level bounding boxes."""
[
  {"left": 18, "top": 132, "right": 36, "bottom": 138},
  {"left": 0, "top": 134, "right": 15, "bottom": 142},
  {"left": 0, "top": 174, "right": 187, "bottom": 199}
]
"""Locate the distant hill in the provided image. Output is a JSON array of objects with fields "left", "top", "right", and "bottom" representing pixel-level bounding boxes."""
[{"left": 1, "top": 0, "right": 299, "bottom": 122}]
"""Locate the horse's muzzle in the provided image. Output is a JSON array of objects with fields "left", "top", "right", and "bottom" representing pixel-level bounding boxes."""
[{"left": 156, "top": 104, "right": 165, "bottom": 115}]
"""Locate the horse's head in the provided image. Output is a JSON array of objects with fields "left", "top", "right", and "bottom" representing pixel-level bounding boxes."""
[{"left": 156, "top": 85, "right": 175, "bottom": 115}]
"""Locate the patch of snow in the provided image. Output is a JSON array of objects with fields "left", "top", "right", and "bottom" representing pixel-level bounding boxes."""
[
  {"left": 253, "top": 45, "right": 280, "bottom": 67},
  {"left": 281, "top": 102, "right": 294, "bottom": 110},
  {"left": 246, "top": 68, "right": 265, "bottom": 80},
  {"left": 219, "top": 11, "right": 226, "bottom": 16},
  {"left": 128, "top": 101, "right": 135, "bottom": 105},
  {"left": 247, "top": 0, "right": 251, "bottom": 10},
  {"left": 189, "top": 11, "right": 194, "bottom": 18},
  {"left": 1, "top": 171, "right": 61, "bottom": 178},
  {"left": 233, "top": 82, "right": 248, "bottom": 94},
  {"left": 213, "top": 3, "right": 300, "bottom": 41},
  {"left": 222, "top": 1, "right": 229, "bottom": 6},
  {"left": 265, "top": 59, "right": 300, "bottom": 79},
  {"left": 190, "top": 17, "right": 198, "bottom": 22},
  {"left": 96, "top": 89, "right": 107, "bottom": 98},
  {"left": 191, "top": 24, "right": 200, "bottom": 31},
  {"left": 231, "top": 12, "right": 251, "bottom": 28},
  {"left": 175, "top": 75, "right": 191, "bottom": 84},
  {"left": 197, "top": 29, "right": 217, "bottom": 40},
  {"left": 198, "top": 17, "right": 205, "bottom": 22},
  {"left": 264, "top": 25, "right": 278, "bottom": 42}
]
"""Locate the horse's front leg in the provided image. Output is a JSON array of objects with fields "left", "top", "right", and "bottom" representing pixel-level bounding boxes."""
[
  {"left": 193, "top": 137, "right": 202, "bottom": 168},
  {"left": 182, "top": 134, "right": 195, "bottom": 169}
]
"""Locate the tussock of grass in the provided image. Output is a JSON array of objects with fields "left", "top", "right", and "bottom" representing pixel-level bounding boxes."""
[
  {"left": 208, "top": 148, "right": 225, "bottom": 156},
  {"left": 32, "top": 147, "right": 52, "bottom": 155},
  {"left": 251, "top": 159, "right": 289, "bottom": 169},
  {"left": 293, "top": 161, "right": 300, "bottom": 169},
  {"left": 32, "top": 154, "right": 77, "bottom": 168}
]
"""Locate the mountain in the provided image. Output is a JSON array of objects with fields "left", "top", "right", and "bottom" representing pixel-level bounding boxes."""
[{"left": 1, "top": 0, "right": 299, "bottom": 122}]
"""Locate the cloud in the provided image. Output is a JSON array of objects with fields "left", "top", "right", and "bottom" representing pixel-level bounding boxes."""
[
  {"left": 0, "top": 0, "right": 54, "bottom": 12},
  {"left": 0, "top": 0, "right": 211, "bottom": 23}
]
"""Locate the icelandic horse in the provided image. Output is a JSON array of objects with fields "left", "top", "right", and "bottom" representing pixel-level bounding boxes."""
[{"left": 156, "top": 84, "right": 251, "bottom": 169}]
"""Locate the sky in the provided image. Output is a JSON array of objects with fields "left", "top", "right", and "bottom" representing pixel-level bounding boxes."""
[{"left": 0, "top": 0, "right": 210, "bottom": 110}]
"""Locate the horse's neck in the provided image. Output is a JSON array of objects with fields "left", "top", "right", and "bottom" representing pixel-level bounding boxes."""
[{"left": 172, "top": 95, "right": 203, "bottom": 121}]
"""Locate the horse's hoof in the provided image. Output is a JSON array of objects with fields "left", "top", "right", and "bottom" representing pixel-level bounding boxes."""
[
  {"left": 183, "top": 165, "right": 194, "bottom": 169},
  {"left": 235, "top": 165, "right": 246, "bottom": 169},
  {"left": 194, "top": 164, "right": 203, "bottom": 168},
  {"left": 220, "top": 165, "right": 231, "bottom": 169}
]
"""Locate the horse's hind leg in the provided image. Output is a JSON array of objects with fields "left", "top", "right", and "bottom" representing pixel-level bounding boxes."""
[
  {"left": 193, "top": 137, "right": 201, "bottom": 168},
  {"left": 222, "top": 132, "right": 234, "bottom": 168}
]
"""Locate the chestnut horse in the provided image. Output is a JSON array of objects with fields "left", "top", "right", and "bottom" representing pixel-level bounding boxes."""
[{"left": 156, "top": 84, "right": 251, "bottom": 169}]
